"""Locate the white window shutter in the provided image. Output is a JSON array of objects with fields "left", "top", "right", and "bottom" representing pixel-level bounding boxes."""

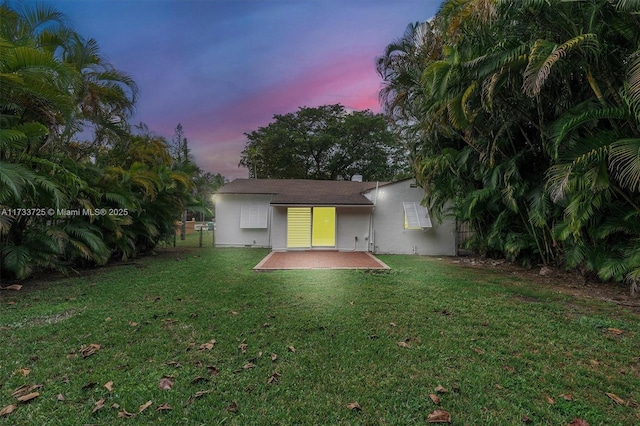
[
  {"left": 403, "top": 202, "right": 432, "bottom": 229},
  {"left": 240, "top": 203, "right": 268, "bottom": 228}
]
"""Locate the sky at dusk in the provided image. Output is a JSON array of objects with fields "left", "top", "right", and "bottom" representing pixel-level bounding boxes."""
[{"left": 42, "top": 0, "right": 440, "bottom": 178}]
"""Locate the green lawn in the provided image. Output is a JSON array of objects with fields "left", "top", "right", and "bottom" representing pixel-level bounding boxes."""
[{"left": 1, "top": 242, "right": 638, "bottom": 425}]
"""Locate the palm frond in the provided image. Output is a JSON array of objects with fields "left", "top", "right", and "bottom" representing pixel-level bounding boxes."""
[
  {"left": 627, "top": 49, "right": 640, "bottom": 117},
  {"left": 615, "top": 0, "right": 640, "bottom": 11},
  {"left": 609, "top": 138, "right": 640, "bottom": 191},
  {"left": 523, "top": 34, "right": 599, "bottom": 97},
  {"left": 550, "top": 107, "right": 629, "bottom": 156},
  {"left": 62, "top": 221, "right": 109, "bottom": 264},
  {"left": 1, "top": 241, "right": 33, "bottom": 279}
]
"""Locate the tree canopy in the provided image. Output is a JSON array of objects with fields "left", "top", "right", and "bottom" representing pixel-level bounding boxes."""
[
  {"left": 0, "top": 3, "right": 219, "bottom": 280},
  {"left": 378, "top": 0, "right": 640, "bottom": 289},
  {"left": 239, "top": 104, "right": 408, "bottom": 181}
]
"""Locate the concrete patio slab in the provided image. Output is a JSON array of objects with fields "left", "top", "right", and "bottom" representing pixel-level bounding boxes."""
[{"left": 253, "top": 251, "right": 390, "bottom": 271}]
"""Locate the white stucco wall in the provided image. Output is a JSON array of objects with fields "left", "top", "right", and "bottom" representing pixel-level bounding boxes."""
[
  {"left": 270, "top": 206, "right": 371, "bottom": 251},
  {"left": 365, "top": 180, "right": 457, "bottom": 256},
  {"left": 215, "top": 181, "right": 457, "bottom": 255},
  {"left": 214, "top": 194, "right": 272, "bottom": 247},
  {"left": 335, "top": 207, "right": 371, "bottom": 251}
]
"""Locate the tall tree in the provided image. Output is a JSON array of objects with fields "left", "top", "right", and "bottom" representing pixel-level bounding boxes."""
[
  {"left": 378, "top": 0, "right": 640, "bottom": 290},
  {"left": 0, "top": 3, "right": 200, "bottom": 280},
  {"left": 239, "top": 104, "right": 407, "bottom": 181}
]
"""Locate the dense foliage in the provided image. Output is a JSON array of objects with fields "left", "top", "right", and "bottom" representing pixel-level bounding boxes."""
[
  {"left": 377, "top": 0, "right": 640, "bottom": 288},
  {"left": 0, "top": 3, "right": 203, "bottom": 280},
  {"left": 239, "top": 104, "right": 409, "bottom": 181}
]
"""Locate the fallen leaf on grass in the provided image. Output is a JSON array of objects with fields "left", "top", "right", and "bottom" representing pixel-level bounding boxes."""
[
  {"left": 262, "top": 322, "right": 270, "bottom": 327},
  {"left": 271, "top": 353, "right": 278, "bottom": 362},
  {"left": 239, "top": 343, "right": 248, "bottom": 354},
  {"left": 15, "top": 368, "right": 30, "bottom": 377},
  {"left": 12, "top": 384, "right": 42, "bottom": 400},
  {"left": 165, "top": 361, "right": 182, "bottom": 368},
  {"left": 104, "top": 381, "right": 114, "bottom": 392},
  {"left": 471, "top": 347, "right": 485, "bottom": 355},
  {"left": 607, "top": 328, "right": 624, "bottom": 335},
  {"left": 267, "top": 372, "right": 281, "bottom": 385},
  {"left": 347, "top": 402, "right": 361, "bottom": 411},
  {"left": 156, "top": 403, "right": 172, "bottom": 411},
  {"left": 56, "top": 394, "right": 65, "bottom": 401},
  {"left": 521, "top": 415, "right": 533, "bottom": 423},
  {"left": 605, "top": 392, "right": 626, "bottom": 405},
  {"left": 0, "top": 405, "right": 17, "bottom": 417},
  {"left": 230, "top": 311, "right": 239, "bottom": 315},
  {"left": 590, "top": 359, "right": 600, "bottom": 367},
  {"left": 544, "top": 395, "right": 555, "bottom": 405},
  {"left": 429, "top": 394, "right": 441, "bottom": 404},
  {"left": 389, "top": 322, "right": 397, "bottom": 327},
  {"left": 128, "top": 321, "right": 138, "bottom": 326},
  {"left": 92, "top": 398, "right": 105, "bottom": 413},
  {"left": 158, "top": 376, "right": 175, "bottom": 390},
  {"left": 559, "top": 393, "right": 573, "bottom": 401},
  {"left": 207, "top": 366, "right": 219, "bottom": 376},
  {"left": 139, "top": 400, "right": 152, "bottom": 413},
  {"left": 198, "top": 339, "right": 216, "bottom": 351},
  {"left": 0, "top": 284, "right": 22, "bottom": 291},
  {"left": 567, "top": 418, "right": 590, "bottom": 426},
  {"left": 288, "top": 346, "right": 296, "bottom": 352},
  {"left": 225, "top": 401, "right": 239, "bottom": 413},
  {"left": 112, "top": 403, "right": 120, "bottom": 410},
  {"left": 435, "top": 385, "right": 448, "bottom": 394},
  {"left": 426, "top": 409, "right": 451, "bottom": 423},
  {"left": 185, "top": 342, "right": 195, "bottom": 351},
  {"left": 80, "top": 343, "right": 102, "bottom": 358},
  {"left": 397, "top": 341, "right": 411, "bottom": 349},
  {"left": 243, "top": 362, "right": 256, "bottom": 370},
  {"left": 184, "top": 390, "right": 211, "bottom": 407},
  {"left": 117, "top": 409, "right": 135, "bottom": 418}
]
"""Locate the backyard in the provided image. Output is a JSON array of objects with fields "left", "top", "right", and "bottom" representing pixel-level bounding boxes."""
[{"left": 0, "top": 238, "right": 638, "bottom": 425}]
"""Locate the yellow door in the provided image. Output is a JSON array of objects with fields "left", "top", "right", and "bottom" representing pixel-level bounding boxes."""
[
  {"left": 312, "top": 207, "right": 335, "bottom": 247},
  {"left": 287, "top": 208, "right": 311, "bottom": 248}
]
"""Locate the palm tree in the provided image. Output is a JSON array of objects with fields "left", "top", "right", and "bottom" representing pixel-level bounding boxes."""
[
  {"left": 1, "top": 3, "right": 200, "bottom": 280},
  {"left": 378, "top": 0, "right": 640, "bottom": 287}
]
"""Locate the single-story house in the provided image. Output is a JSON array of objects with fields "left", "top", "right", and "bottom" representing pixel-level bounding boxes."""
[{"left": 214, "top": 178, "right": 457, "bottom": 256}]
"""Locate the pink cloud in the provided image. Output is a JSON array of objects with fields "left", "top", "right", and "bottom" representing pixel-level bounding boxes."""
[{"left": 176, "top": 51, "right": 385, "bottom": 178}]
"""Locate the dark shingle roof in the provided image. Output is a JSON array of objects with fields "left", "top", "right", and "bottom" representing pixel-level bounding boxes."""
[{"left": 217, "top": 179, "right": 384, "bottom": 205}]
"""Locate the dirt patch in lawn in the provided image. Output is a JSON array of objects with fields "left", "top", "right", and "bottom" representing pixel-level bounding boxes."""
[{"left": 446, "top": 256, "right": 640, "bottom": 311}]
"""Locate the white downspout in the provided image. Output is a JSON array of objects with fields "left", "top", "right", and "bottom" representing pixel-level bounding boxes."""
[{"left": 369, "top": 181, "right": 379, "bottom": 252}]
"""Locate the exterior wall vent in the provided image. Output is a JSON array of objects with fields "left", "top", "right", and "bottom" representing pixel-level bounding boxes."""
[{"left": 351, "top": 174, "right": 363, "bottom": 182}]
